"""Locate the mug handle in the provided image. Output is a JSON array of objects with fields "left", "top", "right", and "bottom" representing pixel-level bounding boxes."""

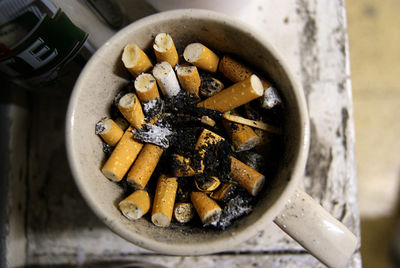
[{"left": 273, "top": 188, "right": 359, "bottom": 268}]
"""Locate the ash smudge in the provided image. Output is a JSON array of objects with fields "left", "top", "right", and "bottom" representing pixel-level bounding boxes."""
[
  {"left": 341, "top": 107, "right": 349, "bottom": 153},
  {"left": 296, "top": 0, "right": 320, "bottom": 97},
  {"left": 305, "top": 120, "right": 333, "bottom": 201}
]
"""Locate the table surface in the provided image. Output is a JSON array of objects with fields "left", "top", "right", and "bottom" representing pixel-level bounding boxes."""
[{"left": 1, "top": 0, "right": 361, "bottom": 267}]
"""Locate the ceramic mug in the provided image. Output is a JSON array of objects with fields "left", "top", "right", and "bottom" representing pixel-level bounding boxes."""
[{"left": 66, "top": 9, "right": 358, "bottom": 268}]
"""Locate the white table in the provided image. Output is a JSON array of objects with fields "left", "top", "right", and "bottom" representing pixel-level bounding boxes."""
[{"left": 1, "top": 0, "right": 361, "bottom": 267}]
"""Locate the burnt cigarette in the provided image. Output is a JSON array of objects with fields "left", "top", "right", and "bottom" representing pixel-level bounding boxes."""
[
  {"left": 152, "top": 61, "right": 181, "bottom": 98},
  {"left": 118, "top": 93, "right": 145, "bottom": 129},
  {"left": 261, "top": 85, "right": 282, "bottom": 109},
  {"left": 127, "top": 143, "right": 164, "bottom": 189},
  {"left": 122, "top": 44, "right": 153, "bottom": 77},
  {"left": 119, "top": 189, "right": 151, "bottom": 220},
  {"left": 197, "top": 74, "right": 264, "bottom": 112},
  {"left": 153, "top": 33, "right": 179, "bottom": 67},
  {"left": 195, "top": 128, "right": 225, "bottom": 172},
  {"left": 134, "top": 73, "right": 160, "bottom": 102},
  {"left": 229, "top": 156, "right": 265, "bottom": 196},
  {"left": 176, "top": 65, "right": 201, "bottom": 96},
  {"left": 195, "top": 176, "right": 221, "bottom": 192},
  {"left": 222, "top": 113, "right": 282, "bottom": 134},
  {"left": 210, "top": 183, "right": 235, "bottom": 202},
  {"left": 96, "top": 117, "right": 124, "bottom": 147},
  {"left": 199, "top": 76, "right": 224, "bottom": 97},
  {"left": 151, "top": 175, "right": 178, "bottom": 227},
  {"left": 183, "top": 43, "right": 219, "bottom": 73},
  {"left": 101, "top": 126, "right": 143, "bottom": 181},
  {"left": 223, "top": 119, "right": 260, "bottom": 152},
  {"left": 171, "top": 154, "right": 197, "bottom": 177},
  {"left": 219, "top": 55, "right": 272, "bottom": 89},
  {"left": 191, "top": 192, "right": 222, "bottom": 226},
  {"left": 173, "top": 202, "right": 195, "bottom": 224}
]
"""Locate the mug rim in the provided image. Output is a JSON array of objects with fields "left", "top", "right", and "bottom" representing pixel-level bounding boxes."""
[{"left": 66, "top": 8, "right": 310, "bottom": 255}]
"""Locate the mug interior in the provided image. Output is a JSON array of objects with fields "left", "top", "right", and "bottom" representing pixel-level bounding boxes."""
[{"left": 66, "top": 9, "right": 308, "bottom": 255}]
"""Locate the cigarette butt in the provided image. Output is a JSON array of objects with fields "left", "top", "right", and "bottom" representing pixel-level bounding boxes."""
[
  {"left": 122, "top": 44, "right": 153, "bottom": 77},
  {"left": 118, "top": 93, "right": 145, "bottom": 129},
  {"left": 219, "top": 55, "right": 253, "bottom": 83},
  {"left": 254, "top": 129, "right": 275, "bottom": 155},
  {"left": 210, "top": 183, "right": 235, "bottom": 201},
  {"left": 127, "top": 143, "right": 163, "bottom": 189},
  {"left": 222, "top": 113, "right": 282, "bottom": 134},
  {"left": 151, "top": 175, "right": 178, "bottom": 227},
  {"left": 195, "top": 176, "right": 221, "bottom": 192},
  {"left": 196, "top": 128, "right": 225, "bottom": 158},
  {"left": 197, "top": 74, "right": 264, "bottom": 112},
  {"left": 222, "top": 119, "right": 261, "bottom": 152},
  {"left": 191, "top": 192, "right": 222, "bottom": 225},
  {"left": 219, "top": 55, "right": 272, "bottom": 89},
  {"left": 114, "top": 117, "right": 129, "bottom": 131},
  {"left": 229, "top": 156, "right": 265, "bottom": 196},
  {"left": 176, "top": 65, "right": 201, "bottom": 96},
  {"left": 174, "top": 202, "right": 195, "bottom": 223},
  {"left": 195, "top": 129, "right": 225, "bottom": 172},
  {"left": 200, "top": 115, "right": 216, "bottom": 127},
  {"left": 102, "top": 126, "right": 143, "bottom": 181},
  {"left": 199, "top": 76, "right": 224, "bottom": 97},
  {"left": 119, "top": 190, "right": 151, "bottom": 220},
  {"left": 183, "top": 43, "right": 219, "bottom": 73},
  {"left": 134, "top": 73, "right": 160, "bottom": 102},
  {"left": 152, "top": 61, "right": 181, "bottom": 98},
  {"left": 171, "top": 154, "right": 197, "bottom": 177},
  {"left": 96, "top": 118, "right": 124, "bottom": 146},
  {"left": 153, "top": 33, "right": 179, "bottom": 67}
]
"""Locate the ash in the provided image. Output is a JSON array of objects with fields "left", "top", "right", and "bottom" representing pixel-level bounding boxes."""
[
  {"left": 143, "top": 98, "right": 163, "bottom": 120},
  {"left": 102, "top": 142, "right": 113, "bottom": 155},
  {"left": 95, "top": 117, "right": 107, "bottom": 134},
  {"left": 132, "top": 123, "right": 173, "bottom": 148},
  {"left": 216, "top": 190, "right": 253, "bottom": 230}
]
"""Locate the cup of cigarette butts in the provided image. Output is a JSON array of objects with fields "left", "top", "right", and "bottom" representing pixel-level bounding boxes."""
[{"left": 66, "top": 9, "right": 358, "bottom": 267}]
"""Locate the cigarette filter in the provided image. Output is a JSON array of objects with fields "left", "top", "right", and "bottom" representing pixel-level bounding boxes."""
[
  {"left": 122, "top": 44, "right": 153, "bottom": 77},
  {"left": 127, "top": 143, "right": 164, "bottom": 189},
  {"left": 102, "top": 126, "right": 143, "bottom": 181},
  {"left": 219, "top": 55, "right": 272, "bottom": 89},
  {"left": 195, "top": 176, "right": 221, "bottom": 192},
  {"left": 171, "top": 154, "right": 197, "bottom": 177},
  {"left": 153, "top": 33, "right": 179, "bottom": 67},
  {"left": 191, "top": 192, "right": 222, "bottom": 225},
  {"left": 118, "top": 93, "right": 145, "bottom": 129},
  {"left": 229, "top": 156, "right": 265, "bottom": 196},
  {"left": 152, "top": 61, "right": 181, "bottom": 98},
  {"left": 151, "top": 175, "right": 178, "bottom": 227},
  {"left": 96, "top": 118, "right": 124, "bottom": 146},
  {"left": 199, "top": 76, "right": 224, "bottom": 97},
  {"left": 119, "top": 189, "right": 151, "bottom": 220},
  {"left": 183, "top": 43, "right": 219, "bottom": 73},
  {"left": 223, "top": 120, "right": 261, "bottom": 152},
  {"left": 218, "top": 55, "right": 253, "bottom": 83},
  {"left": 195, "top": 129, "right": 225, "bottom": 172},
  {"left": 176, "top": 65, "right": 201, "bottom": 96},
  {"left": 197, "top": 74, "right": 264, "bottom": 112},
  {"left": 134, "top": 73, "right": 160, "bottom": 102},
  {"left": 200, "top": 115, "right": 216, "bottom": 127},
  {"left": 173, "top": 202, "right": 195, "bottom": 223},
  {"left": 210, "top": 183, "right": 235, "bottom": 201}
]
